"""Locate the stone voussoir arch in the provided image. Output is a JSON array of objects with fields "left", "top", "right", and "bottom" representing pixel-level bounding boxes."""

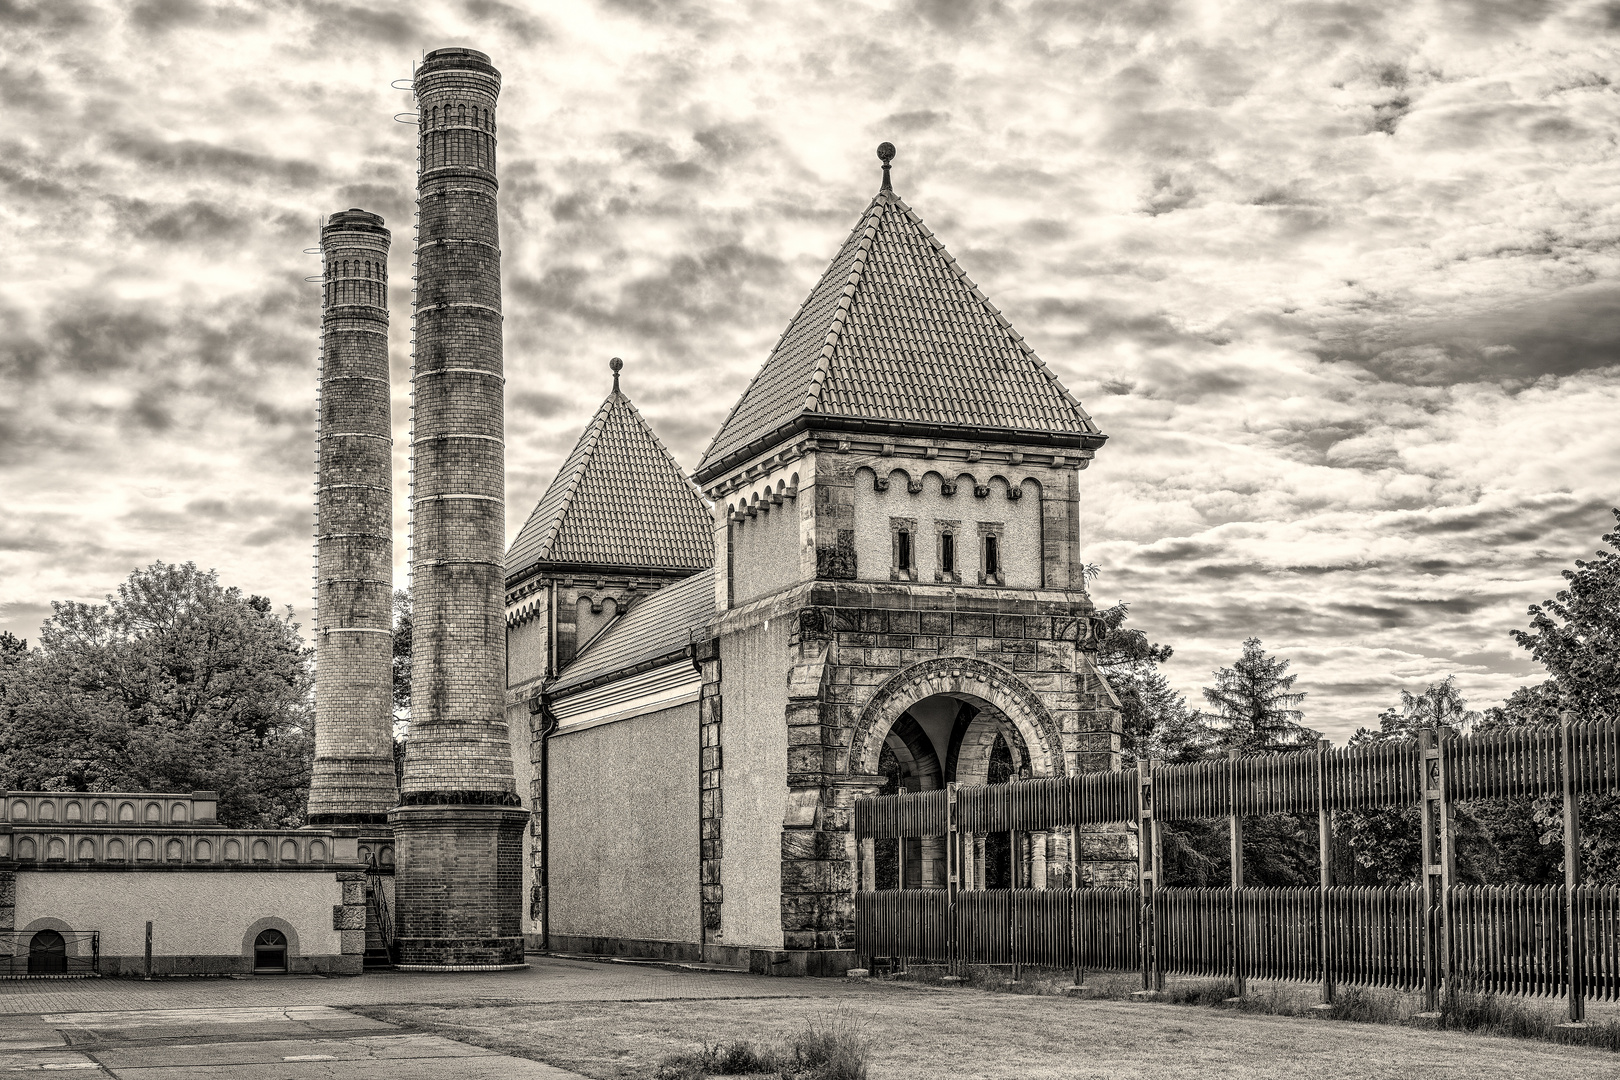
[{"left": 851, "top": 656, "right": 1064, "bottom": 780}]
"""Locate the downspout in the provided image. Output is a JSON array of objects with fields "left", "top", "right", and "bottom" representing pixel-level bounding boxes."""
[{"left": 531, "top": 693, "right": 559, "bottom": 951}]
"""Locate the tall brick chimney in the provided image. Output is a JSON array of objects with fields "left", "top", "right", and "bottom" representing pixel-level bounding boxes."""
[
  {"left": 309, "top": 209, "right": 400, "bottom": 826},
  {"left": 389, "top": 47, "right": 529, "bottom": 969}
]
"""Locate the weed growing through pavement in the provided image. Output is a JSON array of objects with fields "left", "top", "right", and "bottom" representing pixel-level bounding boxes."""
[{"left": 652, "top": 1008, "right": 870, "bottom": 1079}]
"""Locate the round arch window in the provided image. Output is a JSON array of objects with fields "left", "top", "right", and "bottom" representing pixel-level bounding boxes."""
[
  {"left": 252, "top": 928, "right": 288, "bottom": 973},
  {"left": 28, "top": 929, "right": 67, "bottom": 974}
]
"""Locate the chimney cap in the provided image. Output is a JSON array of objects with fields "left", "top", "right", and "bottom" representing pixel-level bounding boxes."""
[
  {"left": 417, "top": 47, "right": 500, "bottom": 82},
  {"left": 322, "top": 208, "right": 389, "bottom": 237}
]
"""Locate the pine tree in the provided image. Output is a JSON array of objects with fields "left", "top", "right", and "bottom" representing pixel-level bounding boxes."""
[{"left": 1201, "top": 637, "right": 1314, "bottom": 754}]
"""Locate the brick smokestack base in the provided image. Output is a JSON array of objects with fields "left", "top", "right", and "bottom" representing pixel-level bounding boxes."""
[
  {"left": 392, "top": 46, "right": 527, "bottom": 968},
  {"left": 308, "top": 208, "right": 400, "bottom": 825},
  {"left": 389, "top": 804, "right": 528, "bottom": 968}
]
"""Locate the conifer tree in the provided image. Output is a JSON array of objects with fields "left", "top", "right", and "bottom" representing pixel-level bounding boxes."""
[{"left": 1201, "top": 637, "right": 1315, "bottom": 754}]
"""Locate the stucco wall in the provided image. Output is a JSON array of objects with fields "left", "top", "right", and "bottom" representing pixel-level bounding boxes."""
[
  {"left": 13, "top": 869, "right": 345, "bottom": 972},
  {"left": 718, "top": 618, "right": 789, "bottom": 949},
  {"left": 852, "top": 470, "right": 1043, "bottom": 588},
  {"left": 548, "top": 701, "right": 700, "bottom": 946},
  {"left": 729, "top": 501, "right": 799, "bottom": 605},
  {"left": 507, "top": 611, "right": 549, "bottom": 690},
  {"left": 508, "top": 697, "right": 539, "bottom": 939}
]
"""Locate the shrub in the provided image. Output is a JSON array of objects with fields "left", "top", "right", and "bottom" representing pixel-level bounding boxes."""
[{"left": 783, "top": 1011, "right": 869, "bottom": 1080}]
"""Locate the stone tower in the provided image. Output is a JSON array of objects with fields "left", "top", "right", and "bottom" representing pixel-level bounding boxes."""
[
  {"left": 309, "top": 208, "right": 400, "bottom": 825},
  {"left": 390, "top": 47, "right": 528, "bottom": 968}
]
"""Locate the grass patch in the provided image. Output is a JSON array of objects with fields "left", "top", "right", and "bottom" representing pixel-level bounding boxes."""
[
  {"left": 652, "top": 1010, "right": 869, "bottom": 1080},
  {"left": 886, "top": 965, "right": 1620, "bottom": 1053}
]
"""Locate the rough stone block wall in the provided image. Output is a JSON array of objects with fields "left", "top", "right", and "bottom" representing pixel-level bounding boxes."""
[
  {"left": 308, "top": 209, "right": 399, "bottom": 824},
  {"left": 753, "top": 585, "right": 1123, "bottom": 954}
]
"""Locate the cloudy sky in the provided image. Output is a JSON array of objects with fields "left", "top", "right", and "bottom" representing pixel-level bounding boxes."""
[{"left": 3, "top": 0, "right": 1618, "bottom": 742}]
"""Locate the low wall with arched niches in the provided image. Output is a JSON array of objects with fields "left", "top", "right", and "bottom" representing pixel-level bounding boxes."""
[{"left": 6, "top": 868, "right": 368, "bottom": 976}]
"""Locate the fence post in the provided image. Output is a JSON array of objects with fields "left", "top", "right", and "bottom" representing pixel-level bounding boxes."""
[
  {"left": 144, "top": 920, "right": 153, "bottom": 981},
  {"left": 1561, "top": 714, "right": 1586, "bottom": 1025},
  {"left": 1137, "top": 757, "right": 1162, "bottom": 991},
  {"left": 1317, "top": 737, "right": 1334, "bottom": 1005},
  {"left": 1229, "top": 749, "right": 1245, "bottom": 999},
  {"left": 1417, "top": 726, "right": 1455, "bottom": 1013},
  {"left": 947, "top": 782, "right": 959, "bottom": 977}
]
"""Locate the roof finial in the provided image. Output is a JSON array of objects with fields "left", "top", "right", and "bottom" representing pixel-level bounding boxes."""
[
  {"left": 610, "top": 356, "right": 623, "bottom": 393},
  {"left": 877, "top": 141, "right": 895, "bottom": 191}
]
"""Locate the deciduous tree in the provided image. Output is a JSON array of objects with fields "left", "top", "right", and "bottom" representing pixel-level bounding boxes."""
[{"left": 0, "top": 562, "right": 314, "bottom": 827}]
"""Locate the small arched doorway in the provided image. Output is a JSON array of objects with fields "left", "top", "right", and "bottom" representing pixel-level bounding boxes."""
[
  {"left": 27, "top": 929, "right": 66, "bottom": 974},
  {"left": 252, "top": 928, "right": 288, "bottom": 973}
]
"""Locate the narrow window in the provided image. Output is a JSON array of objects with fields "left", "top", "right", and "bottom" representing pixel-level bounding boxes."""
[
  {"left": 941, "top": 532, "right": 955, "bottom": 575},
  {"left": 984, "top": 534, "right": 1000, "bottom": 578},
  {"left": 897, "top": 529, "right": 912, "bottom": 572}
]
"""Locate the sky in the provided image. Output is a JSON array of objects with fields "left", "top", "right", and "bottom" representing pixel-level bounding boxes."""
[{"left": 2, "top": 0, "right": 1618, "bottom": 744}]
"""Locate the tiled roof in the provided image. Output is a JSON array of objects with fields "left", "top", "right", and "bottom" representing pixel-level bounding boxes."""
[
  {"left": 507, "top": 388, "right": 714, "bottom": 581},
  {"left": 549, "top": 567, "right": 716, "bottom": 693},
  {"left": 696, "top": 186, "right": 1103, "bottom": 479}
]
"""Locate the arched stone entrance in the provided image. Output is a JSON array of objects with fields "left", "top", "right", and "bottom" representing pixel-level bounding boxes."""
[
  {"left": 850, "top": 656, "right": 1064, "bottom": 781},
  {"left": 851, "top": 657, "right": 1071, "bottom": 891}
]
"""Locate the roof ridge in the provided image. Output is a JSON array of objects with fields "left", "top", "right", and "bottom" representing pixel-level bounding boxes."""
[
  {"left": 803, "top": 194, "right": 888, "bottom": 415},
  {"left": 517, "top": 395, "right": 615, "bottom": 562},
  {"left": 889, "top": 196, "right": 1095, "bottom": 426},
  {"left": 695, "top": 194, "right": 885, "bottom": 465}
]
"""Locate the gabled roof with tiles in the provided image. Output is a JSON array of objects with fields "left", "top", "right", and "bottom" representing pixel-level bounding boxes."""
[
  {"left": 549, "top": 567, "right": 716, "bottom": 694},
  {"left": 694, "top": 155, "right": 1106, "bottom": 483},
  {"left": 506, "top": 374, "right": 714, "bottom": 584}
]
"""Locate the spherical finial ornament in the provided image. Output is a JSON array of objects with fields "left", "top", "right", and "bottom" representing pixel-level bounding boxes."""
[
  {"left": 877, "top": 142, "right": 896, "bottom": 164},
  {"left": 609, "top": 356, "right": 624, "bottom": 374}
]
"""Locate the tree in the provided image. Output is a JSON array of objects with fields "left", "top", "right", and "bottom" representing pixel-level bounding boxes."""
[
  {"left": 1509, "top": 507, "right": 1620, "bottom": 723},
  {"left": 1377, "top": 675, "right": 1480, "bottom": 733},
  {"left": 391, "top": 588, "right": 412, "bottom": 720},
  {"left": 1201, "top": 637, "right": 1315, "bottom": 754},
  {"left": 0, "top": 562, "right": 314, "bottom": 827},
  {"left": 1094, "top": 601, "right": 1209, "bottom": 765}
]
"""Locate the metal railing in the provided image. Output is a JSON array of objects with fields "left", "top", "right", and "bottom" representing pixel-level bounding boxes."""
[{"left": 1, "top": 931, "right": 100, "bottom": 976}]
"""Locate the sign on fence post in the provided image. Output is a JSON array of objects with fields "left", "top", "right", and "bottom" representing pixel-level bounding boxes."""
[
  {"left": 1229, "top": 749, "right": 1246, "bottom": 999},
  {"left": 1561, "top": 715, "right": 1586, "bottom": 1025},
  {"left": 1137, "top": 758, "right": 1162, "bottom": 991},
  {"left": 1317, "top": 738, "right": 1335, "bottom": 1005}
]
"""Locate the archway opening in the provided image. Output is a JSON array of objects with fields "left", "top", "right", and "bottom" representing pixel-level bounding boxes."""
[
  {"left": 873, "top": 711, "right": 942, "bottom": 890},
  {"left": 27, "top": 929, "right": 66, "bottom": 975},
  {"left": 252, "top": 928, "right": 287, "bottom": 973}
]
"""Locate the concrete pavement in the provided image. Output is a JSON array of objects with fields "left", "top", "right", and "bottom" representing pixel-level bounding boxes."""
[{"left": 0, "top": 955, "right": 864, "bottom": 1079}]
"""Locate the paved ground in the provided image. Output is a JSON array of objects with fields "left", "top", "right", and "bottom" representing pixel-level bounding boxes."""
[
  {"left": 1, "top": 958, "right": 1614, "bottom": 1079},
  {"left": 0, "top": 957, "right": 862, "bottom": 1079}
]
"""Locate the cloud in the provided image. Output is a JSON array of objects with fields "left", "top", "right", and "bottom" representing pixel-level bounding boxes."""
[{"left": 2, "top": 0, "right": 1618, "bottom": 746}]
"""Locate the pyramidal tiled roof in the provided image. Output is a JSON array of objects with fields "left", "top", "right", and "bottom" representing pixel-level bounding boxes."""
[
  {"left": 507, "top": 384, "right": 714, "bottom": 580},
  {"left": 695, "top": 180, "right": 1104, "bottom": 480}
]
